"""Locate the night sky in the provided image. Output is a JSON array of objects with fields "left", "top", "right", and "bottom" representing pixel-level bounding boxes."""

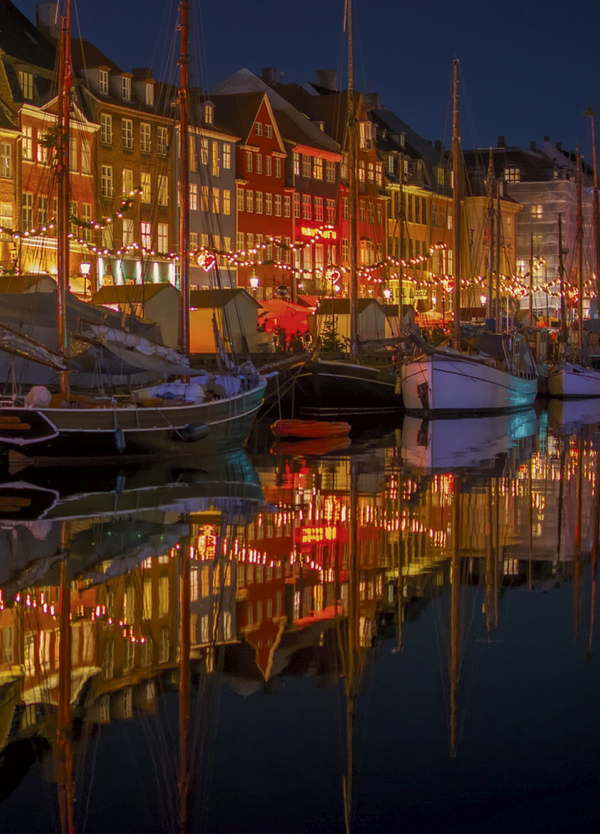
[{"left": 13, "top": 0, "right": 600, "bottom": 162}]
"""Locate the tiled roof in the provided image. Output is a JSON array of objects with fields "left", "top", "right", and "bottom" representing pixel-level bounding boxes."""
[{"left": 0, "top": 1, "right": 56, "bottom": 70}]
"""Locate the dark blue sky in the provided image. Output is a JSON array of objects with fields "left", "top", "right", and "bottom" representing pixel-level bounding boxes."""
[{"left": 14, "top": 0, "right": 600, "bottom": 162}]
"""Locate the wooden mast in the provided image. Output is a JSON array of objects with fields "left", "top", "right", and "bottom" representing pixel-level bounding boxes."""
[
  {"left": 347, "top": 0, "right": 358, "bottom": 361},
  {"left": 178, "top": 0, "right": 190, "bottom": 359},
  {"left": 584, "top": 105, "right": 600, "bottom": 306},
  {"left": 576, "top": 145, "right": 584, "bottom": 348},
  {"left": 56, "top": 0, "right": 72, "bottom": 403},
  {"left": 558, "top": 213, "right": 567, "bottom": 342},
  {"left": 486, "top": 148, "right": 494, "bottom": 322},
  {"left": 452, "top": 59, "right": 461, "bottom": 347}
]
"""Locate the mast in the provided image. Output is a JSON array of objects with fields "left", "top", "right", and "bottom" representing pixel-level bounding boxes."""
[
  {"left": 584, "top": 105, "right": 600, "bottom": 308},
  {"left": 57, "top": 524, "right": 74, "bottom": 834},
  {"left": 178, "top": 0, "right": 190, "bottom": 358},
  {"left": 452, "top": 59, "right": 461, "bottom": 347},
  {"left": 529, "top": 230, "right": 534, "bottom": 327},
  {"left": 486, "top": 148, "right": 494, "bottom": 322},
  {"left": 576, "top": 145, "right": 584, "bottom": 347},
  {"left": 56, "top": 0, "right": 72, "bottom": 403},
  {"left": 347, "top": 0, "right": 358, "bottom": 360},
  {"left": 179, "top": 538, "right": 191, "bottom": 833},
  {"left": 558, "top": 213, "right": 567, "bottom": 342}
]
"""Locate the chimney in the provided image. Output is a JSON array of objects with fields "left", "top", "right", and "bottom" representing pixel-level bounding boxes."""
[
  {"left": 363, "top": 92, "right": 381, "bottom": 111},
  {"left": 434, "top": 140, "right": 442, "bottom": 153},
  {"left": 36, "top": 1, "right": 60, "bottom": 41},
  {"left": 316, "top": 69, "right": 338, "bottom": 92},
  {"left": 262, "top": 68, "right": 278, "bottom": 84},
  {"left": 556, "top": 141, "right": 562, "bottom": 150},
  {"left": 544, "top": 135, "right": 550, "bottom": 143},
  {"left": 498, "top": 135, "right": 506, "bottom": 148},
  {"left": 530, "top": 140, "right": 536, "bottom": 151}
]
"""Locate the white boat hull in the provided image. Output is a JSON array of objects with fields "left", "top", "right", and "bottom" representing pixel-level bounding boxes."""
[
  {"left": 548, "top": 365, "right": 600, "bottom": 398},
  {"left": 401, "top": 352, "right": 538, "bottom": 413}
]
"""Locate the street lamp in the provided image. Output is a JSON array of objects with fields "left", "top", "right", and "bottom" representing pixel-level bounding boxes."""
[
  {"left": 249, "top": 271, "right": 259, "bottom": 295},
  {"left": 80, "top": 260, "right": 92, "bottom": 296}
]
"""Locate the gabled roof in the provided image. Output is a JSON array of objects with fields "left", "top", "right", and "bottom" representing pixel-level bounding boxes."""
[
  {"left": 0, "top": 2, "right": 56, "bottom": 70},
  {"left": 209, "top": 92, "right": 266, "bottom": 146},
  {"left": 92, "top": 284, "right": 178, "bottom": 305},
  {"left": 315, "top": 298, "right": 384, "bottom": 315},
  {"left": 190, "top": 288, "right": 260, "bottom": 309}
]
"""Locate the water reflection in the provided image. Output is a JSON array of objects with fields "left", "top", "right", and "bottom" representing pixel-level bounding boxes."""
[{"left": 0, "top": 409, "right": 600, "bottom": 832}]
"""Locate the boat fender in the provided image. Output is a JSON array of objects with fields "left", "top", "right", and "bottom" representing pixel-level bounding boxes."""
[
  {"left": 114, "top": 427, "right": 126, "bottom": 453},
  {"left": 177, "top": 423, "right": 209, "bottom": 443}
]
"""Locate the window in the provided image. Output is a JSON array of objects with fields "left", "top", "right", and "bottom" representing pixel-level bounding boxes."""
[
  {"left": 145, "top": 83, "right": 154, "bottom": 106},
  {"left": 293, "top": 153, "right": 300, "bottom": 176},
  {"left": 140, "top": 123, "right": 151, "bottom": 153},
  {"left": 159, "top": 627, "right": 170, "bottom": 663},
  {"left": 246, "top": 232, "right": 254, "bottom": 249},
  {"left": 377, "top": 203, "right": 383, "bottom": 225},
  {"left": 204, "top": 102, "right": 214, "bottom": 124},
  {"left": 421, "top": 197, "right": 427, "bottom": 225},
  {"left": 255, "top": 122, "right": 263, "bottom": 136},
  {"left": 237, "top": 232, "right": 244, "bottom": 251},
  {"left": 22, "top": 192, "right": 33, "bottom": 230},
  {"left": 189, "top": 135, "right": 197, "bottom": 172},
  {"left": 81, "top": 203, "right": 92, "bottom": 242},
  {"left": 223, "top": 236, "right": 231, "bottom": 252},
  {"left": 302, "top": 194, "right": 311, "bottom": 220},
  {"left": 156, "top": 223, "right": 167, "bottom": 252},
  {"left": 0, "top": 143, "right": 12, "bottom": 178},
  {"left": 101, "top": 165, "right": 113, "bottom": 198},
  {"left": 22, "top": 125, "right": 33, "bottom": 160},
  {"left": 19, "top": 70, "right": 33, "bottom": 100},
  {"left": 122, "top": 168, "right": 134, "bottom": 195},
  {"left": 326, "top": 160, "right": 335, "bottom": 183},
  {"left": 265, "top": 193, "right": 272, "bottom": 215},
  {"left": 158, "top": 175, "right": 168, "bottom": 206},
  {"left": 360, "top": 239, "right": 375, "bottom": 265},
  {"left": 122, "top": 118, "right": 133, "bottom": 150},
  {"left": 265, "top": 124, "right": 273, "bottom": 138},
  {"left": 102, "top": 224, "right": 113, "bottom": 249},
  {"left": 246, "top": 151, "right": 253, "bottom": 173},
  {"left": 368, "top": 162, "right": 374, "bottom": 182},
  {"left": 246, "top": 190, "right": 253, "bottom": 212},
  {"left": 99, "top": 69, "right": 108, "bottom": 95},
  {"left": 256, "top": 154, "right": 262, "bottom": 175},
  {"left": 223, "top": 143, "right": 232, "bottom": 169},
  {"left": 189, "top": 183, "right": 198, "bottom": 211},
  {"left": 101, "top": 113, "right": 112, "bottom": 145},
  {"left": 275, "top": 194, "right": 282, "bottom": 216},
  {"left": 37, "top": 195, "right": 49, "bottom": 226},
  {"left": 284, "top": 195, "right": 291, "bottom": 217},
  {"left": 342, "top": 196, "right": 348, "bottom": 220},
  {"left": 359, "top": 121, "right": 372, "bottom": 149},
  {"left": 532, "top": 204, "right": 543, "bottom": 219},
  {"left": 314, "top": 196, "right": 324, "bottom": 222},
  {"left": 223, "top": 189, "right": 231, "bottom": 215},
  {"left": 212, "top": 142, "right": 220, "bottom": 177},
  {"left": 237, "top": 187, "right": 244, "bottom": 212},
  {"left": 302, "top": 156, "right": 311, "bottom": 178},
  {"left": 265, "top": 156, "right": 272, "bottom": 176},
  {"left": 141, "top": 221, "right": 152, "bottom": 248},
  {"left": 123, "top": 218, "right": 134, "bottom": 245},
  {"left": 81, "top": 139, "right": 92, "bottom": 174},
  {"left": 359, "top": 201, "right": 366, "bottom": 222},
  {"left": 504, "top": 166, "right": 520, "bottom": 183},
  {"left": 275, "top": 157, "right": 282, "bottom": 179},
  {"left": 326, "top": 198, "right": 336, "bottom": 224},
  {"left": 313, "top": 157, "right": 323, "bottom": 179},
  {"left": 256, "top": 191, "right": 263, "bottom": 214},
  {"left": 294, "top": 193, "right": 300, "bottom": 219},
  {"left": 36, "top": 131, "right": 48, "bottom": 164},
  {"left": 358, "top": 160, "right": 366, "bottom": 182},
  {"left": 200, "top": 186, "right": 209, "bottom": 212},
  {"left": 158, "top": 126, "right": 168, "bottom": 156},
  {"left": 376, "top": 163, "right": 383, "bottom": 186},
  {"left": 122, "top": 76, "right": 131, "bottom": 100},
  {"left": 212, "top": 188, "right": 220, "bottom": 214},
  {"left": 200, "top": 138, "right": 209, "bottom": 165},
  {"left": 141, "top": 171, "right": 151, "bottom": 203},
  {"left": 0, "top": 204, "right": 12, "bottom": 239}
]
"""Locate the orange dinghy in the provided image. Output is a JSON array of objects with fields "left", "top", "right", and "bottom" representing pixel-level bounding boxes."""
[{"left": 271, "top": 419, "right": 351, "bottom": 439}]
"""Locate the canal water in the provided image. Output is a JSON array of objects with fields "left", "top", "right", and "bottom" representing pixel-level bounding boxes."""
[{"left": 1, "top": 399, "right": 600, "bottom": 833}]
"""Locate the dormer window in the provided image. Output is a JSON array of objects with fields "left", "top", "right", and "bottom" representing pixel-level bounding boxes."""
[
  {"left": 503, "top": 166, "right": 520, "bottom": 183},
  {"left": 204, "top": 102, "right": 214, "bottom": 125},
  {"left": 99, "top": 69, "right": 108, "bottom": 95},
  {"left": 145, "top": 83, "right": 154, "bottom": 106},
  {"left": 18, "top": 70, "right": 34, "bottom": 100},
  {"left": 122, "top": 76, "right": 131, "bottom": 101}
]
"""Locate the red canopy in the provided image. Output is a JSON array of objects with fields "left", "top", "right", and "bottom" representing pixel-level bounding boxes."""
[{"left": 258, "top": 299, "right": 312, "bottom": 334}]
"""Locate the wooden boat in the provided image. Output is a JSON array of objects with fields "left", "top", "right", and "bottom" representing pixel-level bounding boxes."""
[
  {"left": 271, "top": 419, "right": 351, "bottom": 439},
  {"left": 400, "top": 61, "right": 538, "bottom": 415},
  {"left": 0, "top": 1, "right": 265, "bottom": 464}
]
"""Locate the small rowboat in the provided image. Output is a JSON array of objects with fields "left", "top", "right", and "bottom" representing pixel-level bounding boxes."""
[{"left": 271, "top": 419, "right": 351, "bottom": 439}]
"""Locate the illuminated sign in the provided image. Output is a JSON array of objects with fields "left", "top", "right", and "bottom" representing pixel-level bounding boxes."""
[{"left": 300, "top": 227, "right": 337, "bottom": 240}]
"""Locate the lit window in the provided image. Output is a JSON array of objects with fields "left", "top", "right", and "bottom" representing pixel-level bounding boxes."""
[
  {"left": 19, "top": 70, "right": 34, "bottom": 100},
  {"left": 22, "top": 125, "right": 33, "bottom": 160},
  {"left": 158, "top": 223, "right": 168, "bottom": 251},
  {"left": 145, "top": 83, "right": 154, "bottom": 106},
  {"left": 141, "top": 171, "right": 151, "bottom": 203},
  {"left": 204, "top": 102, "right": 214, "bottom": 124},
  {"left": 223, "top": 144, "right": 231, "bottom": 169},
  {"left": 532, "top": 204, "right": 543, "bottom": 219},
  {"left": 141, "top": 221, "right": 152, "bottom": 248},
  {"left": 189, "top": 183, "right": 198, "bottom": 211},
  {"left": 158, "top": 126, "right": 169, "bottom": 156},
  {"left": 0, "top": 143, "right": 12, "bottom": 178},
  {"left": 212, "top": 188, "right": 220, "bottom": 214},
  {"left": 140, "top": 123, "right": 151, "bottom": 153},
  {"left": 22, "top": 192, "right": 33, "bottom": 230},
  {"left": 313, "top": 157, "right": 323, "bottom": 180},
  {"left": 99, "top": 69, "right": 108, "bottom": 95},
  {"left": 223, "top": 189, "right": 231, "bottom": 215},
  {"left": 122, "top": 168, "right": 133, "bottom": 195},
  {"left": 504, "top": 166, "right": 520, "bottom": 183},
  {"left": 158, "top": 175, "right": 168, "bottom": 206}
]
